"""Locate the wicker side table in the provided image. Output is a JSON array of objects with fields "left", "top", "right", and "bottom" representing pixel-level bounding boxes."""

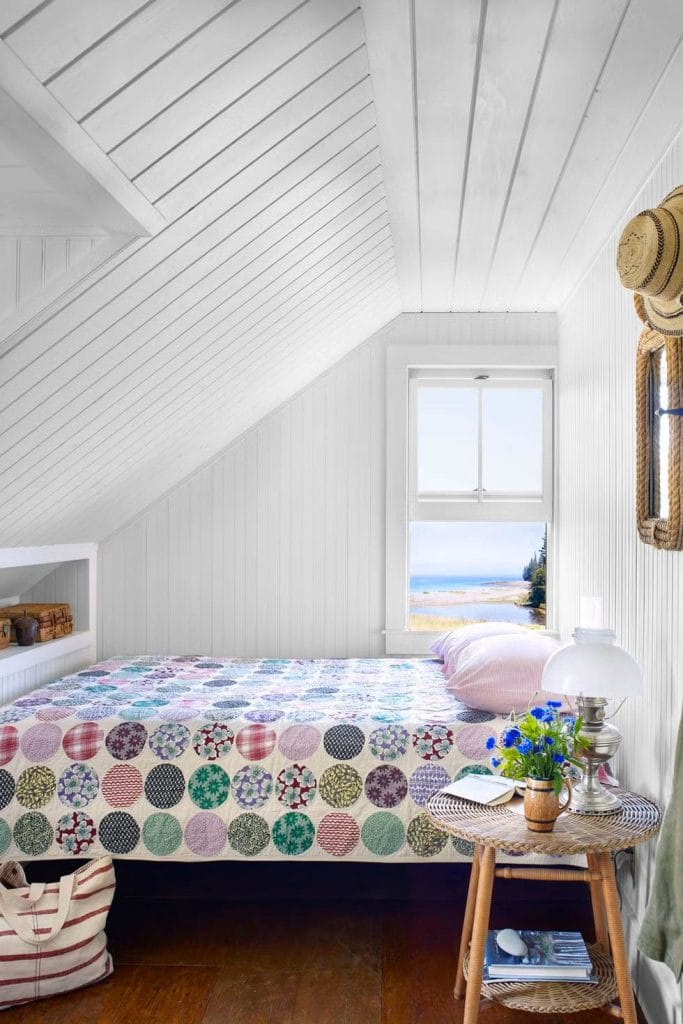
[{"left": 426, "top": 789, "right": 660, "bottom": 1024}]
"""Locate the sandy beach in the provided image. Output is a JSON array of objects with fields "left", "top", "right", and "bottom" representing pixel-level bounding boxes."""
[{"left": 409, "top": 580, "right": 528, "bottom": 607}]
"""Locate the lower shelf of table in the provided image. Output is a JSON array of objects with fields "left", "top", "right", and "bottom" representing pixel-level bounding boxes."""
[{"left": 464, "top": 944, "right": 618, "bottom": 1013}]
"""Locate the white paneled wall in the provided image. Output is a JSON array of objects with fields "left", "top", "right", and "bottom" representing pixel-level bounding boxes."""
[
  {"left": 0, "top": 646, "right": 96, "bottom": 707},
  {"left": 557, "top": 130, "right": 683, "bottom": 1024},
  {"left": 99, "top": 312, "right": 556, "bottom": 660}
]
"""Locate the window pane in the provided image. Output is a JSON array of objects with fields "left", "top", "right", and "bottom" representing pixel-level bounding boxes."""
[
  {"left": 409, "top": 521, "right": 547, "bottom": 630},
  {"left": 417, "top": 386, "right": 478, "bottom": 493},
  {"left": 482, "top": 387, "right": 543, "bottom": 493}
]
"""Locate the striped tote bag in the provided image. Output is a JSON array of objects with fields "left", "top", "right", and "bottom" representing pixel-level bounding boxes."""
[{"left": 0, "top": 857, "right": 114, "bottom": 1010}]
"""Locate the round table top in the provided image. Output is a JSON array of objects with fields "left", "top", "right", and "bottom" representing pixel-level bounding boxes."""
[{"left": 426, "top": 788, "right": 661, "bottom": 856}]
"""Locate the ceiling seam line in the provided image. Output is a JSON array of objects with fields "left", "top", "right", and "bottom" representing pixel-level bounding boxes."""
[
  {"left": 449, "top": 0, "right": 488, "bottom": 311},
  {"left": 509, "top": 0, "right": 633, "bottom": 298},
  {"left": 478, "top": 0, "right": 560, "bottom": 309},
  {"left": 1, "top": 0, "right": 55, "bottom": 39}
]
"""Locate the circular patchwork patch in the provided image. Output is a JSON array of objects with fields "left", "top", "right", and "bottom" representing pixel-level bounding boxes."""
[
  {"left": 142, "top": 812, "right": 183, "bottom": 856},
  {"left": 276, "top": 764, "right": 316, "bottom": 810},
  {"left": 213, "top": 699, "right": 250, "bottom": 713},
  {"left": 0, "top": 820, "right": 11, "bottom": 856},
  {"left": 235, "top": 724, "right": 276, "bottom": 761},
  {"left": 228, "top": 813, "right": 270, "bottom": 857},
  {"left": 452, "top": 836, "right": 475, "bottom": 858},
  {"left": 319, "top": 764, "right": 363, "bottom": 808},
  {"left": 14, "top": 811, "right": 52, "bottom": 855},
  {"left": 277, "top": 724, "right": 320, "bottom": 760},
  {"left": 364, "top": 765, "right": 408, "bottom": 808},
  {"left": 244, "top": 709, "right": 283, "bottom": 723},
  {"left": 184, "top": 812, "right": 227, "bottom": 857},
  {"left": 20, "top": 723, "right": 62, "bottom": 762},
  {"left": 102, "top": 764, "right": 143, "bottom": 808},
  {"left": 455, "top": 724, "right": 497, "bottom": 760},
  {"left": 408, "top": 765, "right": 450, "bottom": 808},
  {"left": 16, "top": 766, "right": 56, "bottom": 809},
  {"left": 407, "top": 813, "right": 448, "bottom": 857},
  {"left": 148, "top": 723, "right": 191, "bottom": 760},
  {"left": 58, "top": 763, "right": 99, "bottom": 809},
  {"left": 98, "top": 815, "right": 140, "bottom": 856},
  {"left": 36, "top": 708, "right": 72, "bottom": 722},
  {"left": 188, "top": 764, "right": 230, "bottom": 809},
  {"left": 144, "top": 764, "right": 186, "bottom": 809},
  {"left": 0, "top": 771, "right": 15, "bottom": 810},
  {"left": 368, "top": 725, "right": 410, "bottom": 762},
  {"left": 323, "top": 725, "right": 365, "bottom": 760},
  {"left": 0, "top": 708, "right": 32, "bottom": 724},
  {"left": 192, "top": 722, "right": 234, "bottom": 760},
  {"left": 456, "top": 708, "right": 496, "bottom": 724},
  {"left": 272, "top": 812, "right": 315, "bottom": 856},
  {"left": 56, "top": 811, "right": 97, "bottom": 855},
  {"left": 317, "top": 813, "right": 360, "bottom": 857},
  {"left": 361, "top": 812, "right": 405, "bottom": 856},
  {"left": 232, "top": 765, "right": 273, "bottom": 810},
  {"left": 0, "top": 725, "right": 19, "bottom": 766},
  {"left": 62, "top": 722, "right": 104, "bottom": 760},
  {"left": 412, "top": 724, "right": 454, "bottom": 761}
]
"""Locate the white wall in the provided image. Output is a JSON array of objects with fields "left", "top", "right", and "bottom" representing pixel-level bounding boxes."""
[
  {"left": 557, "top": 131, "right": 683, "bottom": 1024},
  {"left": 98, "top": 311, "right": 556, "bottom": 660}
]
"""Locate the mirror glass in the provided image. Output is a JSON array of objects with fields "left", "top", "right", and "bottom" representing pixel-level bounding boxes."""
[{"left": 648, "top": 347, "right": 670, "bottom": 519}]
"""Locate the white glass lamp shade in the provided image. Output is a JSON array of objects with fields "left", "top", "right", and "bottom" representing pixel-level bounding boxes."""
[{"left": 542, "top": 627, "right": 644, "bottom": 699}]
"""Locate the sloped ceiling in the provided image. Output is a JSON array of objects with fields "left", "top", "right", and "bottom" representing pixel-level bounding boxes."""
[{"left": 0, "top": 0, "right": 681, "bottom": 547}]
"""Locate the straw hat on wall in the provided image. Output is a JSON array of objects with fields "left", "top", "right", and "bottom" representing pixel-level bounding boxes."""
[{"left": 617, "top": 185, "right": 683, "bottom": 335}]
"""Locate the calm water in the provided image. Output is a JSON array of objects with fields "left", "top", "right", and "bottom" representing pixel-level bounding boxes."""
[
  {"left": 411, "top": 602, "right": 539, "bottom": 624},
  {"left": 409, "top": 574, "right": 523, "bottom": 593}
]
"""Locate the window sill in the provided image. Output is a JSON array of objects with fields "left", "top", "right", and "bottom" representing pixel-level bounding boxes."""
[{"left": 384, "top": 627, "right": 560, "bottom": 656}]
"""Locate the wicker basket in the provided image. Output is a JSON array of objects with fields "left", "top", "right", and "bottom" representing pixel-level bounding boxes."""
[
  {"left": 0, "top": 619, "right": 10, "bottom": 651},
  {"left": 0, "top": 604, "right": 73, "bottom": 643}
]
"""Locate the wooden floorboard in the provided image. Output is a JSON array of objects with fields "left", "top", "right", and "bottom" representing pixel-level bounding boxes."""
[{"left": 0, "top": 865, "right": 646, "bottom": 1023}]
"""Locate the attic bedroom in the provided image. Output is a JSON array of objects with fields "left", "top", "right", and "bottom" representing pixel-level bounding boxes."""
[{"left": 0, "top": 1, "right": 681, "bottom": 1022}]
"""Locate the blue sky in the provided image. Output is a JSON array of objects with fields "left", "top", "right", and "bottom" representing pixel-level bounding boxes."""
[{"left": 410, "top": 522, "right": 546, "bottom": 577}]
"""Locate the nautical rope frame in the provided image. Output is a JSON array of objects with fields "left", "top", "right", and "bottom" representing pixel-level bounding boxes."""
[{"left": 635, "top": 321, "right": 683, "bottom": 549}]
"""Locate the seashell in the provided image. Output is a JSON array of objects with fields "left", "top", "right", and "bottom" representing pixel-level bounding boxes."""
[{"left": 496, "top": 929, "right": 528, "bottom": 957}]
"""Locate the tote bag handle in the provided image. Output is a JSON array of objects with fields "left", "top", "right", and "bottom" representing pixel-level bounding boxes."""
[{"left": 0, "top": 872, "right": 75, "bottom": 945}]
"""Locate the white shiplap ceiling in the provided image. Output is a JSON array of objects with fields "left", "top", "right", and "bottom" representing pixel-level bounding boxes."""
[{"left": 0, "top": 0, "right": 681, "bottom": 546}]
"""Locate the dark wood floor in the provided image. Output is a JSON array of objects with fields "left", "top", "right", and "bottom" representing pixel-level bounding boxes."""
[{"left": 5, "top": 863, "right": 645, "bottom": 1024}]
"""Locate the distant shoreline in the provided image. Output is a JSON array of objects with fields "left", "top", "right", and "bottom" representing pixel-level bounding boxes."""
[{"left": 410, "top": 579, "right": 528, "bottom": 607}]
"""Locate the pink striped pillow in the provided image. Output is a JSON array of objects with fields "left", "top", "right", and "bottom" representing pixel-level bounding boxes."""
[
  {"left": 436, "top": 622, "right": 530, "bottom": 676},
  {"left": 445, "top": 633, "right": 566, "bottom": 715}
]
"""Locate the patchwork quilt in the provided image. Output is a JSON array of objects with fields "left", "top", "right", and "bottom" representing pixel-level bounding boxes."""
[{"left": 0, "top": 655, "right": 552, "bottom": 863}]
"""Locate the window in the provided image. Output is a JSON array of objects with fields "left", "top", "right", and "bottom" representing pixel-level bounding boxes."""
[{"left": 385, "top": 352, "right": 555, "bottom": 654}]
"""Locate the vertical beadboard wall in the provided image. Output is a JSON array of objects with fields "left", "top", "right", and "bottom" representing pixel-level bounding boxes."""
[
  {"left": 98, "top": 312, "right": 556, "bottom": 660},
  {"left": 0, "top": 646, "right": 97, "bottom": 706},
  {"left": 557, "top": 131, "right": 683, "bottom": 1024}
]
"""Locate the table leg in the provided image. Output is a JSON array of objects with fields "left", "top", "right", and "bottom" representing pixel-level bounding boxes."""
[
  {"left": 597, "top": 851, "right": 638, "bottom": 1024},
  {"left": 463, "top": 846, "right": 496, "bottom": 1024},
  {"left": 587, "top": 852, "right": 610, "bottom": 952},
  {"left": 454, "top": 844, "right": 481, "bottom": 999}
]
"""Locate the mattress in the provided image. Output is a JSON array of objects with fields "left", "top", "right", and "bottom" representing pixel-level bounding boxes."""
[{"left": 0, "top": 655, "right": 561, "bottom": 863}]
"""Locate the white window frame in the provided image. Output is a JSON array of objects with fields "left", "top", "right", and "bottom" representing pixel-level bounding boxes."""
[{"left": 385, "top": 344, "right": 557, "bottom": 655}]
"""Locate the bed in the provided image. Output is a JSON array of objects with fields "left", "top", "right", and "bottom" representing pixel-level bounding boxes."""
[{"left": 0, "top": 654, "right": 560, "bottom": 863}]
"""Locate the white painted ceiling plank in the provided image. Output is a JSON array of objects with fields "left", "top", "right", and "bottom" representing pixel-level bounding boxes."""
[
  {"left": 0, "top": 123, "right": 382, "bottom": 381},
  {"left": 137, "top": 40, "right": 370, "bottom": 202},
  {"left": 82, "top": 0, "right": 304, "bottom": 152},
  {"left": 0, "top": 1, "right": 45, "bottom": 36},
  {"left": 450, "top": 0, "right": 554, "bottom": 310},
  {"left": 480, "top": 0, "right": 628, "bottom": 310},
  {"left": 360, "top": 0, "right": 421, "bottom": 309},
  {"left": 516, "top": 0, "right": 683, "bottom": 306},
  {"left": 415, "top": 0, "right": 480, "bottom": 311},
  {"left": 0, "top": 41, "right": 165, "bottom": 236},
  {"left": 48, "top": 0, "right": 231, "bottom": 121},
  {"left": 111, "top": 0, "right": 360, "bottom": 179},
  {"left": 5, "top": 0, "right": 152, "bottom": 82}
]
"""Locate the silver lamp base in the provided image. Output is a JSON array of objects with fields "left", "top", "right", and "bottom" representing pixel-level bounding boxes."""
[{"left": 570, "top": 696, "right": 622, "bottom": 815}]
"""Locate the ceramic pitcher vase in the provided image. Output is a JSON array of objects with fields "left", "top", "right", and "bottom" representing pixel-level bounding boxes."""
[{"left": 523, "top": 777, "right": 572, "bottom": 833}]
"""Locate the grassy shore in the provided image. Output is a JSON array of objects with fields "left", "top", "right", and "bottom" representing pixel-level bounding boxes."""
[{"left": 409, "top": 612, "right": 545, "bottom": 631}]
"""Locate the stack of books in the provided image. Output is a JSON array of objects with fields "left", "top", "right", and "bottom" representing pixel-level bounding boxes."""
[{"left": 483, "top": 930, "right": 596, "bottom": 984}]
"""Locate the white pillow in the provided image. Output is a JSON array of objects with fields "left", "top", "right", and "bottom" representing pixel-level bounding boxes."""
[
  {"left": 445, "top": 633, "right": 566, "bottom": 715},
  {"left": 438, "top": 621, "right": 529, "bottom": 675}
]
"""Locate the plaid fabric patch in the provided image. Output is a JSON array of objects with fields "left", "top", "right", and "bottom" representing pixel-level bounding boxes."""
[
  {"left": 236, "top": 724, "right": 276, "bottom": 761},
  {"left": 63, "top": 722, "right": 104, "bottom": 761},
  {"left": 0, "top": 725, "right": 19, "bottom": 766}
]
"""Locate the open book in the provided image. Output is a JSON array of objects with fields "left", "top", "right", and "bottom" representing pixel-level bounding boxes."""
[{"left": 440, "top": 774, "right": 526, "bottom": 805}]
